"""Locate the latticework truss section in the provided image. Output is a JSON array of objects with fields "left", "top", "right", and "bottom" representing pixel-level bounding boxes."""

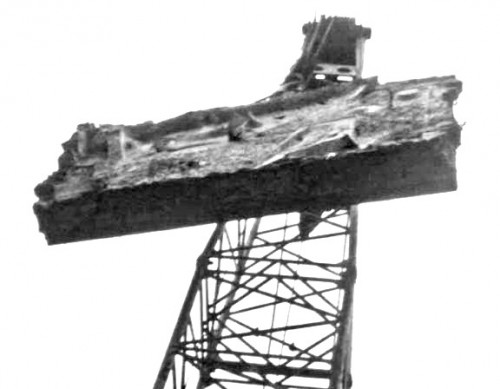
[{"left": 155, "top": 207, "right": 358, "bottom": 389}]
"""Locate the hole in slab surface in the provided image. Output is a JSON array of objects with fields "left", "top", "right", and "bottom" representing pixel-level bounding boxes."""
[{"left": 337, "top": 67, "right": 353, "bottom": 73}]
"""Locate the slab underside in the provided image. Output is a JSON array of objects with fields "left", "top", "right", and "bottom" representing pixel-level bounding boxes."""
[{"left": 34, "top": 76, "right": 462, "bottom": 244}]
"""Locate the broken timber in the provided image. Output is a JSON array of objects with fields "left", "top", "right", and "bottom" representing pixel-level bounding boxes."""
[{"left": 34, "top": 75, "right": 462, "bottom": 245}]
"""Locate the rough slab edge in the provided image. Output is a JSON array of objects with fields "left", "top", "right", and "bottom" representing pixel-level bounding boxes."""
[{"left": 34, "top": 127, "right": 460, "bottom": 245}]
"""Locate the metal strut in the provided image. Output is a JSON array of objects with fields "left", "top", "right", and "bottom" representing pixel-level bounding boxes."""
[{"left": 154, "top": 206, "right": 358, "bottom": 389}]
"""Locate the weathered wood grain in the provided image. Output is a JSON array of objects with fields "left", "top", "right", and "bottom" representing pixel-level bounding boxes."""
[{"left": 34, "top": 75, "right": 462, "bottom": 244}]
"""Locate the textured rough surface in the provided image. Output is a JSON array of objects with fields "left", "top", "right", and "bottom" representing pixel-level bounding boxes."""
[{"left": 34, "top": 75, "right": 462, "bottom": 244}]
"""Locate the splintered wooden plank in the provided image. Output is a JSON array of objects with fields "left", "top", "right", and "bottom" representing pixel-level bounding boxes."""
[{"left": 34, "top": 76, "right": 462, "bottom": 244}]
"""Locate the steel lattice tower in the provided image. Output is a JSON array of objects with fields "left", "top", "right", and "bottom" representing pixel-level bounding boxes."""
[{"left": 154, "top": 207, "right": 358, "bottom": 389}]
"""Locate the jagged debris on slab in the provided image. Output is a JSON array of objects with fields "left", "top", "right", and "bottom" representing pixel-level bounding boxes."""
[{"left": 34, "top": 76, "right": 462, "bottom": 244}]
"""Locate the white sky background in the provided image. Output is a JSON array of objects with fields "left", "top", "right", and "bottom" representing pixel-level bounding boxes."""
[{"left": 0, "top": 0, "right": 499, "bottom": 388}]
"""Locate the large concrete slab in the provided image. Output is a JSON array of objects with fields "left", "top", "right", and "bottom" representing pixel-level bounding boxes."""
[{"left": 34, "top": 76, "right": 462, "bottom": 244}]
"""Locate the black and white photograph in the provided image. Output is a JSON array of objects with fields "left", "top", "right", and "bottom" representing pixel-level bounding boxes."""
[{"left": 1, "top": 1, "right": 499, "bottom": 388}]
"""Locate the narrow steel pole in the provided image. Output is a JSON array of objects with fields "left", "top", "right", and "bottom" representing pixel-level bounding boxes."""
[
  {"left": 330, "top": 205, "right": 358, "bottom": 389},
  {"left": 343, "top": 205, "right": 358, "bottom": 389},
  {"left": 154, "top": 223, "right": 225, "bottom": 389}
]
